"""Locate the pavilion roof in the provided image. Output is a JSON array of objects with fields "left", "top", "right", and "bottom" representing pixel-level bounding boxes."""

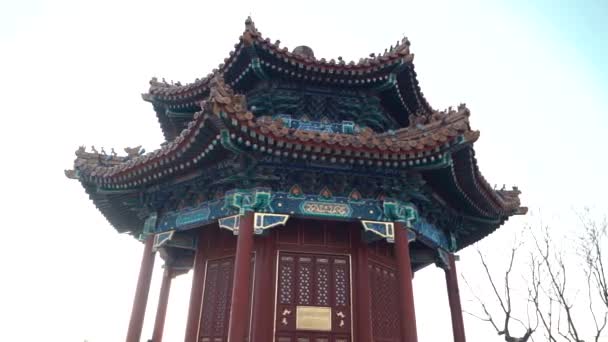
[
  {"left": 67, "top": 77, "right": 525, "bottom": 242},
  {"left": 70, "top": 77, "right": 473, "bottom": 189},
  {"left": 143, "top": 17, "right": 433, "bottom": 140}
]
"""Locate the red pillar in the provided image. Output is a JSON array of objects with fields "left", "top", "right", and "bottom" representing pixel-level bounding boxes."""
[
  {"left": 394, "top": 222, "right": 418, "bottom": 342},
  {"left": 250, "top": 231, "right": 276, "bottom": 342},
  {"left": 446, "top": 254, "right": 466, "bottom": 342},
  {"left": 184, "top": 229, "right": 207, "bottom": 342},
  {"left": 227, "top": 211, "right": 255, "bottom": 342},
  {"left": 355, "top": 233, "right": 374, "bottom": 341},
  {"left": 152, "top": 265, "right": 173, "bottom": 342},
  {"left": 126, "top": 236, "right": 156, "bottom": 342}
]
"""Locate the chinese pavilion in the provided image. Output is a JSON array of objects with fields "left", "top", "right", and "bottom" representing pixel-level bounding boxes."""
[{"left": 66, "top": 18, "right": 526, "bottom": 342}]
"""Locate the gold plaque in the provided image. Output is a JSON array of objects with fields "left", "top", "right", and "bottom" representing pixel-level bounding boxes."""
[
  {"left": 296, "top": 306, "right": 332, "bottom": 331},
  {"left": 302, "top": 201, "right": 351, "bottom": 217}
]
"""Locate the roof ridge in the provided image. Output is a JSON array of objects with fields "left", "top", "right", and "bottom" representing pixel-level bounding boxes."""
[{"left": 147, "top": 17, "right": 416, "bottom": 94}]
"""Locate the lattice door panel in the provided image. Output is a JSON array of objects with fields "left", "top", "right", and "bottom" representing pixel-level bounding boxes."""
[
  {"left": 199, "top": 257, "right": 234, "bottom": 342},
  {"left": 275, "top": 252, "right": 351, "bottom": 342},
  {"left": 369, "top": 262, "right": 401, "bottom": 342}
]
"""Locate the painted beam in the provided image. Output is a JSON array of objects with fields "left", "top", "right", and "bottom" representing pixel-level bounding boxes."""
[{"left": 153, "top": 188, "right": 451, "bottom": 250}]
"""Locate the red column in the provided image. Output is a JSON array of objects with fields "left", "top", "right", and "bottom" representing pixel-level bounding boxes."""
[
  {"left": 126, "top": 236, "right": 156, "bottom": 342},
  {"left": 250, "top": 231, "right": 276, "bottom": 342},
  {"left": 152, "top": 265, "right": 173, "bottom": 342},
  {"left": 227, "top": 211, "right": 255, "bottom": 342},
  {"left": 184, "top": 229, "right": 207, "bottom": 342},
  {"left": 355, "top": 233, "right": 374, "bottom": 341},
  {"left": 446, "top": 254, "right": 466, "bottom": 342},
  {"left": 394, "top": 222, "right": 418, "bottom": 342}
]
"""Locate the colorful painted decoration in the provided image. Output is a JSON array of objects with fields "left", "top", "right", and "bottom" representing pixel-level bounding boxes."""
[
  {"left": 219, "top": 215, "right": 240, "bottom": 234},
  {"left": 348, "top": 189, "right": 362, "bottom": 201},
  {"left": 289, "top": 184, "right": 304, "bottom": 198},
  {"left": 361, "top": 221, "right": 395, "bottom": 242},
  {"left": 254, "top": 213, "right": 289, "bottom": 234},
  {"left": 153, "top": 230, "right": 196, "bottom": 251},
  {"left": 301, "top": 201, "right": 351, "bottom": 217},
  {"left": 153, "top": 231, "right": 174, "bottom": 250},
  {"left": 278, "top": 115, "right": 357, "bottom": 134},
  {"left": 143, "top": 213, "right": 158, "bottom": 235},
  {"left": 319, "top": 187, "right": 333, "bottom": 200}
]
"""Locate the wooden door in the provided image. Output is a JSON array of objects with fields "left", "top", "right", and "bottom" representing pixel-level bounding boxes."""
[
  {"left": 369, "top": 262, "right": 401, "bottom": 342},
  {"left": 275, "top": 252, "right": 352, "bottom": 342},
  {"left": 198, "top": 255, "right": 255, "bottom": 342},
  {"left": 199, "top": 257, "right": 234, "bottom": 342}
]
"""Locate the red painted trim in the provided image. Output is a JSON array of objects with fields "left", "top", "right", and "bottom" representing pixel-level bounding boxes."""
[
  {"left": 394, "top": 223, "right": 418, "bottom": 342},
  {"left": 184, "top": 229, "right": 207, "bottom": 342},
  {"left": 152, "top": 266, "right": 173, "bottom": 342},
  {"left": 126, "top": 236, "right": 156, "bottom": 342},
  {"left": 355, "top": 235, "right": 374, "bottom": 341},
  {"left": 275, "top": 243, "right": 352, "bottom": 255},
  {"left": 446, "top": 254, "right": 467, "bottom": 342},
  {"left": 227, "top": 211, "right": 255, "bottom": 342}
]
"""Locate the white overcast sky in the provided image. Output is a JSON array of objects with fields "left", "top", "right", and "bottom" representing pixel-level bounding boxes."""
[{"left": 1, "top": 0, "right": 607, "bottom": 341}]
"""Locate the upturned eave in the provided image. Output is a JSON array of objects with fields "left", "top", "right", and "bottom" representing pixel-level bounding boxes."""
[{"left": 144, "top": 17, "right": 433, "bottom": 139}]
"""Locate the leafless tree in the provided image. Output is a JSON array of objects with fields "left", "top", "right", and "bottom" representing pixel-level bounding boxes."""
[
  {"left": 466, "top": 214, "right": 608, "bottom": 342},
  {"left": 463, "top": 239, "right": 536, "bottom": 342},
  {"left": 578, "top": 213, "right": 608, "bottom": 341},
  {"left": 530, "top": 226, "right": 584, "bottom": 341}
]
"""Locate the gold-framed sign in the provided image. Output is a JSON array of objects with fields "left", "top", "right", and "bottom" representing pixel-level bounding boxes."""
[{"left": 296, "top": 306, "right": 332, "bottom": 331}]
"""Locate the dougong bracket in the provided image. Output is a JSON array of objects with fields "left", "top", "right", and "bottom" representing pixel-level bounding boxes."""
[
  {"left": 224, "top": 188, "right": 272, "bottom": 214},
  {"left": 153, "top": 230, "right": 197, "bottom": 251},
  {"left": 382, "top": 199, "right": 418, "bottom": 227},
  {"left": 361, "top": 220, "right": 395, "bottom": 243},
  {"left": 219, "top": 214, "right": 241, "bottom": 235},
  {"left": 141, "top": 212, "right": 159, "bottom": 239},
  {"left": 361, "top": 220, "right": 417, "bottom": 243},
  {"left": 154, "top": 231, "right": 175, "bottom": 250},
  {"left": 436, "top": 249, "right": 451, "bottom": 270},
  {"left": 254, "top": 213, "right": 289, "bottom": 234},
  {"left": 221, "top": 213, "right": 289, "bottom": 235}
]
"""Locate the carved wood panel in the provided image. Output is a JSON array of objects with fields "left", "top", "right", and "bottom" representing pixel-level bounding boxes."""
[
  {"left": 276, "top": 252, "right": 351, "bottom": 342},
  {"left": 199, "top": 257, "right": 234, "bottom": 342},
  {"left": 369, "top": 262, "right": 401, "bottom": 342},
  {"left": 276, "top": 219, "right": 352, "bottom": 250}
]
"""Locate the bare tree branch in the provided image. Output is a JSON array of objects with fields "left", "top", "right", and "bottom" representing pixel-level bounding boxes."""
[
  {"left": 532, "top": 226, "right": 582, "bottom": 341},
  {"left": 466, "top": 213, "right": 608, "bottom": 342},
  {"left": 468, "top": 244, "right": 535, "bottom": 341}
]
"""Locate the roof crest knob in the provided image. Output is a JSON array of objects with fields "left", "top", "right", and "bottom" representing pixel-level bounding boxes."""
[
  {"left": 245, "top": 16, "right": 258, "bottom": 33},
  {"left": 242, "top": 16, "right": 259, "bottom": 46},
  {"left": 293, "top": 45, "right": 315, "bottom": 59}
]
